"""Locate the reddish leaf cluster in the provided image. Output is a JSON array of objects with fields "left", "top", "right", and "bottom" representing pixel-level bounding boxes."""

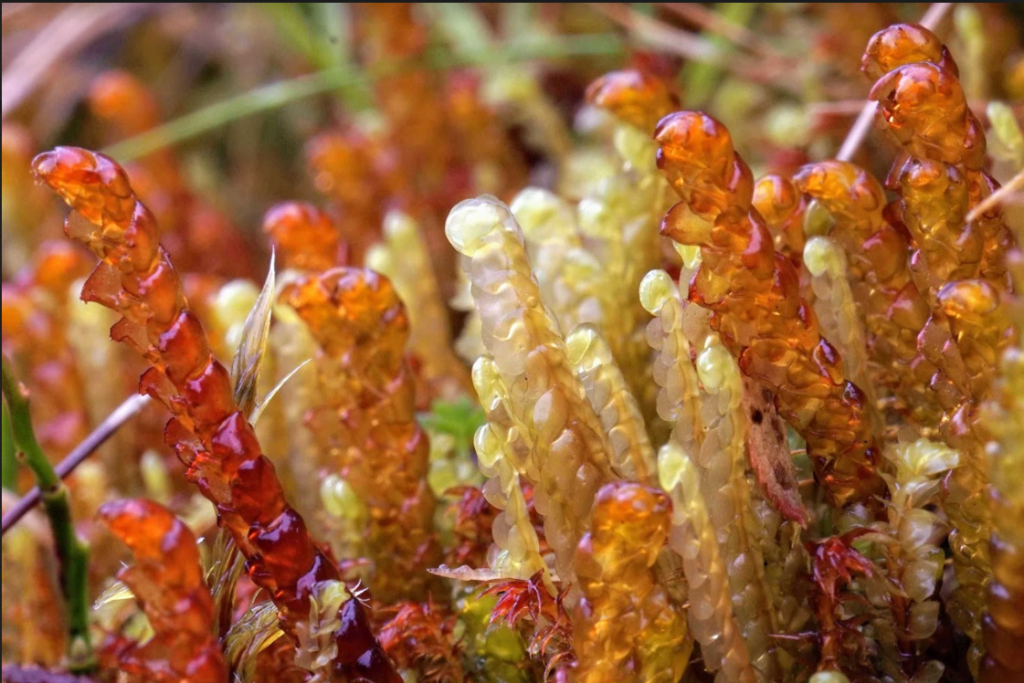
[
  {"left": 442, "top": 486, "right": 499, "bottom": 569},
  {"left": 380, "top": 601, "right": 464, "bottom": 683},
  {"left": 810, "top": 531, "right": 876, "bottom": 675},
  {"left": 482, "top": 572, "right": 575, "bottom": 678}
]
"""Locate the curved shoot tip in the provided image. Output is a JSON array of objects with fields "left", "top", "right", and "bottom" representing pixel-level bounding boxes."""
[
  {"left": 639, "top": 269, "right": 678, "bottom": 315},
  {"left": 445, "top": 195, "right": 514, "bottom": 255}
]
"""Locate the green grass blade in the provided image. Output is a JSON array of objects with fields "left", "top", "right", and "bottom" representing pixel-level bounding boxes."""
[
  {"left": 103, "top": 33, "right": 624, "bottom": 163},
  {"left": 2, "top": 356, "right": 93, "bottom": 670}
]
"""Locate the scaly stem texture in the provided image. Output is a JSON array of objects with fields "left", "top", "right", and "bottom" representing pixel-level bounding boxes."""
[
  {"left": 658, "top": 444, "right": 757, "bottom": 683},
  {"left": 864, "top": 24, "right": 1016, "bottom": 669},
  {"left": 472, "top": 356, "right": 549, "bottom": 583},
  {"left": 980, "top": 234, "right": 1024, "bottom": 681},
  {"left": 262, "top": 201, "right": 338, "bottom": 525},
  {"left": 640, "top": 272, "right": 781, "bottom": 681},
  {"left": 445, "top": 195, "right": 618, "bottom": 588},
  {"left": 803, "top": 236, "right": 874, "bottom": 408},
  {"left": 572, "top": 482, "right": 690, "bottom": 683},
  {"left": 33, "top": 147, "right": 399, "bottom": 683},
  {"left": 566, "top": 325, "right": 657, "bottom": 485},
  {"left": 751, "top": 175, "right": 806, "bottom": 272},
  {"left": 282, "top": 267, "right": 441, "bottom": 604},
  {"left": 654, "top": 111, "right": 885, "bottom": 507},
  {"left": 581, "top": 70, "right": 680, "bottom": 427},
  {"left": 872, "top": 439, "right": 959, "bottom": 680},
  {"left": 512, "top": 188, "right": 603, "bottom": 348},
  {"left": 791, "top": 161, "right": 943, "bottom": 428}
]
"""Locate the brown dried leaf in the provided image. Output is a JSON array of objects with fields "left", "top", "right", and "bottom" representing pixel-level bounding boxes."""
[
  {"left": 743, "top": 377, "right": 808, "bottom": 527},
  {"left": 426, "top": 565, "right": 502, "bottom": 582},
  {"left": 231, "top": 250, "right": 275, "bottom": 419}
]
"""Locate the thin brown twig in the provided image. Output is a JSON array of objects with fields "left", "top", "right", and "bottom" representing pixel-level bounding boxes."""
[
  {"left": 1, "top": 4, "right": 32, "bottom": 21},
  {"left": 2, "top": 3, "right": 149, "bottom": 118},
  {"left": 836, "top": 2, "right": 956, "bottom": 161},
  {"left": 965, "top": 170, "right": 1024, "bottom": 223},
  {"left": 591, "top": 3, "right": 799, "bottom": 95},
  {"left": 592, "top": 3, "right": 718, "bottom": 59},
  {"left": 812, "top": 98, "right": 991, "bottom": 118},
  {"left": 660, "top": 2, "right": 784, "bottom": 62},
  {"left": 1, "top": 393, "right": 150, "bottom": 536},
  {"left": 2, "top": 2, "right": 69, "bottom": 29},
  {"left": 835, "top": 102, "right": 880, "bottom": 162}
]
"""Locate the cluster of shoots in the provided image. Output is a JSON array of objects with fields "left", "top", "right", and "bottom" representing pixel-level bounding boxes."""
[{"left": 2, "top": 6, "right": 1023, "bottom": 683}]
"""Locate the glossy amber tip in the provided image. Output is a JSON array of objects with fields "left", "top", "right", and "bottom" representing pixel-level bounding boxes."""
[
  {"left": 862, "top": 23, "right": 958, "bottom": 81},
  {"left": 32, "top": 147, "right": 135, "bottom": 227},
  {"left": 586, "top": 69, "right": 680, "bottom": 131}
]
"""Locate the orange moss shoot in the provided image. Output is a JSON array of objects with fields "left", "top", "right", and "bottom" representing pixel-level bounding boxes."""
[
  {"left": 585, "top": 68, "right": 680, "bottom": 133},
  {"left": 305, "top": 130, "right": 391, "bottom": 264},
  {"left": 791, "top": 160, "right": 944, "bottom": 425},
  {"left": 86, "top": 71, "right": 251, "bottom": 280},
  {"left": 98, "top": 499, "right": 227, "bottom": 683},
  {"left": 360, "top": 3, "right": 449, "bottom": 189},
  {"left": 864, "top": 25, "right": 1017, "bottom": 670},
  {"left": 263, "top": 202, "right": 342, "bottom": 273},
  {"left": 654, "top": 112, "right": 884, "bottom": 506},
  {"left": 752, "top": 174, "right": 806, "bottom": 272},
  {"left": 281, "top": 267, "right": 441, "bottom": 604},
  {"left": 33, "top": 147, "right": 400, "bottom": 683},
  {"left": 572, "top": 482, "right": 689, "bottom": 683}
]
